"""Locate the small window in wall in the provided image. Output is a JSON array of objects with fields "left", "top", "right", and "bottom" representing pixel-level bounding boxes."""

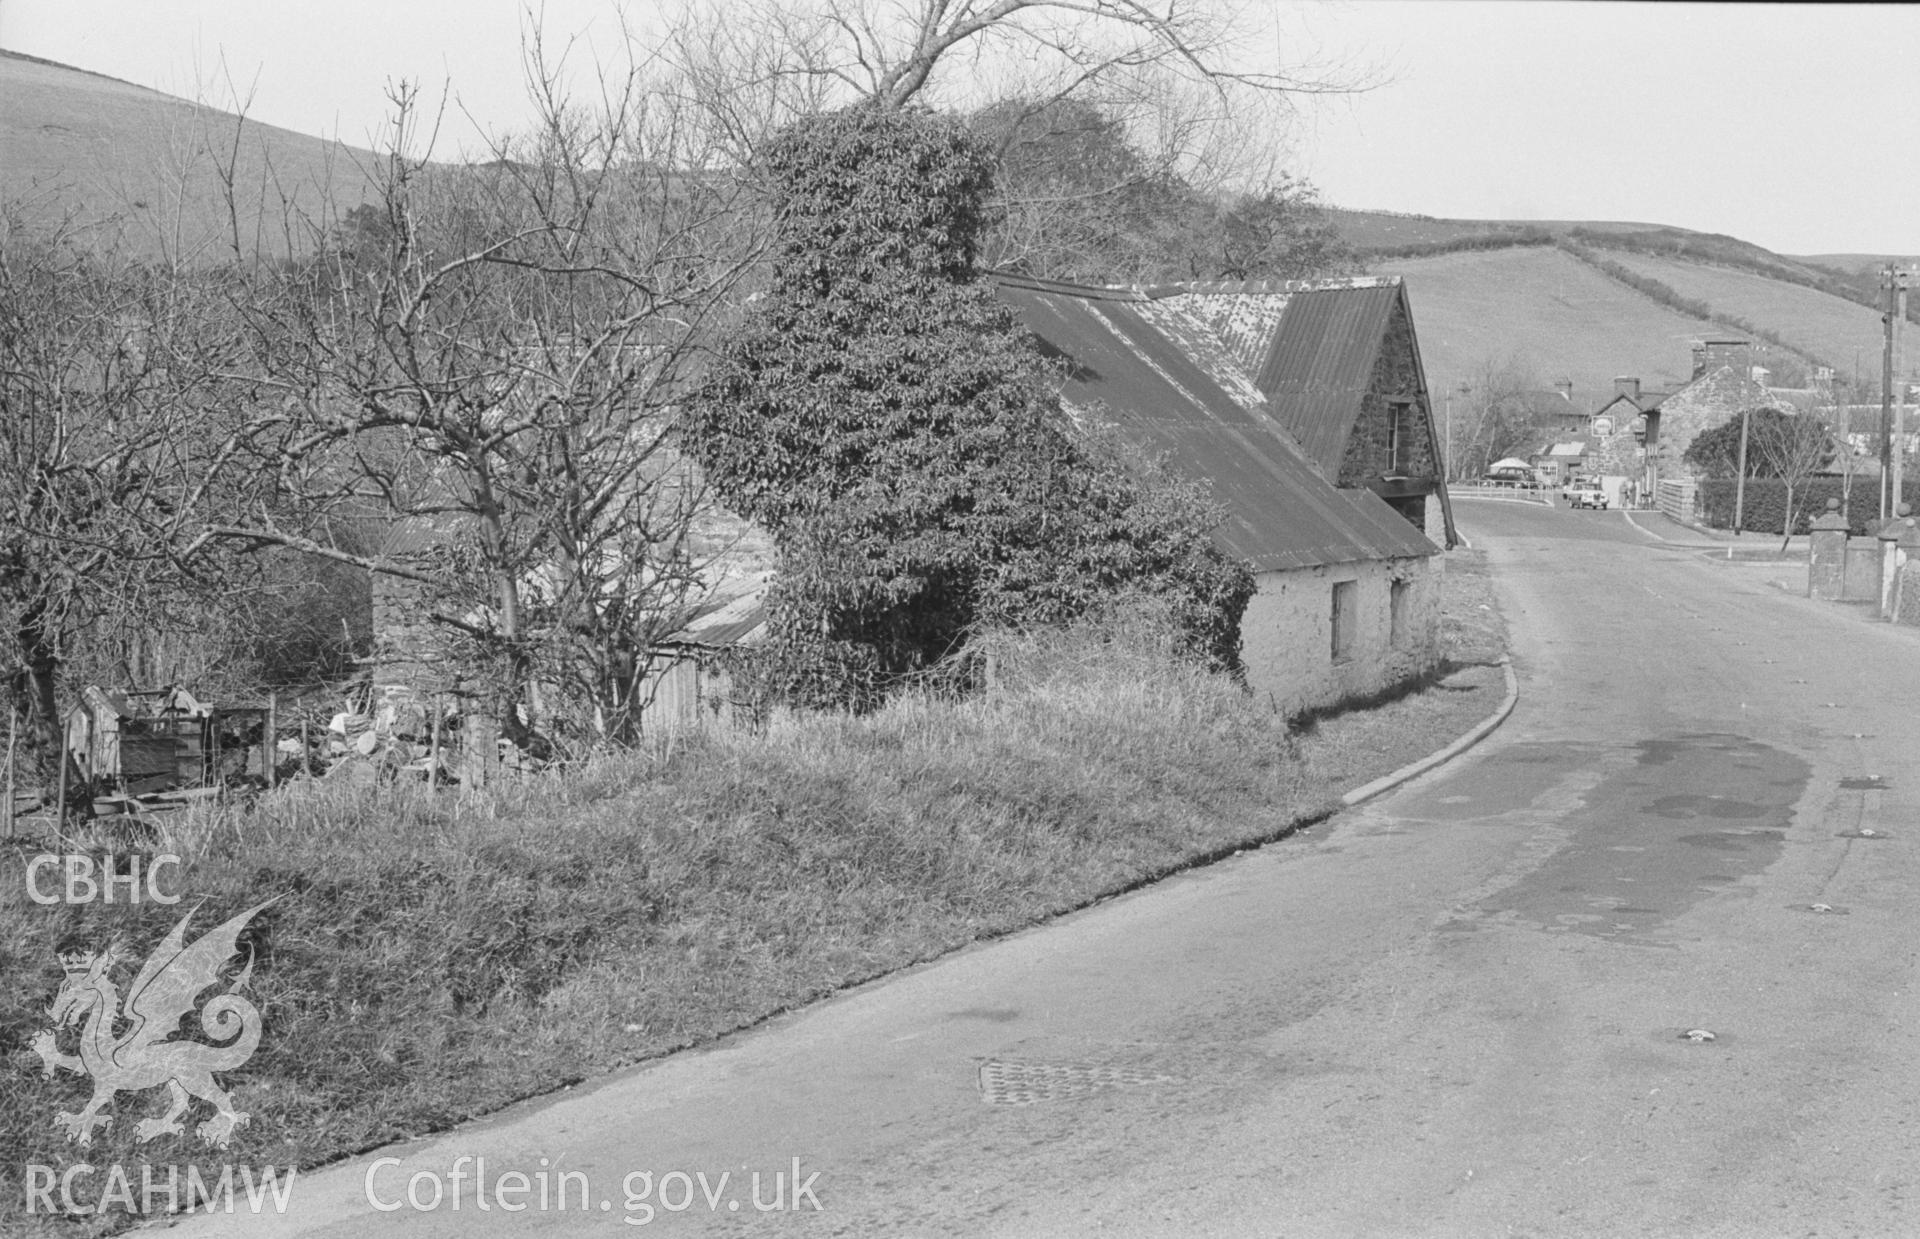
[
  {"left": 1390, "top": 579, "right": 1411, "bottom": 648},
  {"left": 1388, "top": 401, "right": 1413, "bottom": 474},
  {"left": 1331, "top": 580, "right": 1358, "bottom": 663}
]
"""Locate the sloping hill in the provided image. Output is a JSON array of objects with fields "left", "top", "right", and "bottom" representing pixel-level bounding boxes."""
[
  {"left": 1592, "top": 249, "right": 1889, "bottom": 379},
  {"left": 1370, "top": 245, "right": 1727, "bottom": 404},
  {"left": 1333, "top": 204, "right": 1911, "bottom": 404},
  {"left": 1797, "top": 254, "right": 1901, "bottom": 274},
  {"left": 1, "top": 49, "right": 375, "bottom": 258},
  {"left": 1325, "top": 209, "right": 1551, "bottom": 252}
]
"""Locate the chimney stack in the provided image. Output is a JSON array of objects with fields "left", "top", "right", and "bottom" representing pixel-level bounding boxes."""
[
  {"left": 1614, "top": 376, "right": 1641, "bottom": 402},
  {"left": 1693, "top": 339, "right": 1751, "bottom": 380}
]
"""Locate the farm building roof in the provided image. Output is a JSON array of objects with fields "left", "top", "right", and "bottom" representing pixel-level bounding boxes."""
[
  {"left": 661, "top": 579, "right": 769, "bottom": 648},
  {"left": 377, "top": 511, "right": 475, "bottom": 560},
  {"left": 1594, "top": 389, "right": 1671, "bottom": 415},
  {"left": 1130, "top": 277, "right": 1411, "bottom": 478},
  {"left": 992, "top": 274, "right": 1437, "bottom": 571}
]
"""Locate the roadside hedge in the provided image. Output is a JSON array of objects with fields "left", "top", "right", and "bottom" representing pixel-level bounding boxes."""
[{"left": 1698, "top": 477, "right": 1920, "bottom": 535}]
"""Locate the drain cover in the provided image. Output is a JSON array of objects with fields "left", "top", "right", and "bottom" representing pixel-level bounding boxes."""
[{"left": 977, "top": 1058, "right": 1175, "bottom": 1106}]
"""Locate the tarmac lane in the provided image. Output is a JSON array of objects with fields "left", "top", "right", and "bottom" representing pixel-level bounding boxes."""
[{"left": 172, "top": 501, "right": 1920, "bottom": 1237}]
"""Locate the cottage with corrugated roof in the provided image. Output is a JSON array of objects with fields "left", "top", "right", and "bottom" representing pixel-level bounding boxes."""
[
  {"left": 1141, "top": 276, "right": 1456, "bottom": 549},
  {"left": 994, "top": 273, "right": 1452, "bottom": 718}
]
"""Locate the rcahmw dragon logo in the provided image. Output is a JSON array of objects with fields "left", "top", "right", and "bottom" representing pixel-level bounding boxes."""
[{"left": 31, "top": 901, "right": 273, "bottom": 1148}]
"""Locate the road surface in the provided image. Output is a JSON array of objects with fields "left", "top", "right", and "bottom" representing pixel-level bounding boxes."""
[{"left": 184, "top": 501, "right": 1920, "bottom": 1237}]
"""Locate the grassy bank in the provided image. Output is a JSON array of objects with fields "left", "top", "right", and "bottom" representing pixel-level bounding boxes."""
[{"left": 2, "top": 552, "right": 1506, "bottom": 1228}]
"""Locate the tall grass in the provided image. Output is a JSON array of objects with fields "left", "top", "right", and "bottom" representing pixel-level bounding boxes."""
[{"left": 3, "top": 612, "right": 1316, "bottom": 1222}]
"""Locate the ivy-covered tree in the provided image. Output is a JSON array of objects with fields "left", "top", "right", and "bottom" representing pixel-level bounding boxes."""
[{"left": 686, "top": 106, "right": 1251, "bottom": 707}]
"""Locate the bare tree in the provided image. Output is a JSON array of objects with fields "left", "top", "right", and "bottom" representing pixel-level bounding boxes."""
[
  {"left": 658, "top": 0, "right": 1372, "bottom": 191},
  {"left": 0, "top": 211, "right": 278, "bottom": 780},
  {"left": 1746, "top": 406, "right": 1835, "bottom": 549},
  {"left": 671, "top": 0, "right": 1362, "bottom": 111},
  {"left": 202, "top": 63, "right": 767, "bottom": 748},
  {"left": 1454, "top": 357, "right": 1545, "bottom": 480}
]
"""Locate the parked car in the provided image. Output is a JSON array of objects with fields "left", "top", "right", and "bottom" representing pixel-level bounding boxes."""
[{"left": 1567, "top": 480, "right": 1609, "bottom": 509}]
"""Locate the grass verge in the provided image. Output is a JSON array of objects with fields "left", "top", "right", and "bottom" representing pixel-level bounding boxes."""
[{"left": 2, "top": 551, "right": 1507, "bottom": 1231}]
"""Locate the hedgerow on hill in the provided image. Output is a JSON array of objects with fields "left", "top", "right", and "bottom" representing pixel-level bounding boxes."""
[{"left": 685, "top": 107, "right": 1252, "bottom": 709}]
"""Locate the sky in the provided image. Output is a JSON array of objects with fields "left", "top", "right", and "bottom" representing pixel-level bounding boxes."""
[{"left": 2, "top": 0, "right": 1916, "bottom": 257}]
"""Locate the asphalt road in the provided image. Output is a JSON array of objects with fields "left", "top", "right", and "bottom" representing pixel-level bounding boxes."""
[{"left": 183, "top": 500, "right": 1920, "bottom": 1238}]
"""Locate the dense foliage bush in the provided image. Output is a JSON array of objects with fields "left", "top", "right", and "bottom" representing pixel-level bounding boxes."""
[
  {"left": 1682, "top": 408, "right": 1830, "bottom": 479},
  {"left": 686, "top": 107, "right": 1252, "bottom": 709}
]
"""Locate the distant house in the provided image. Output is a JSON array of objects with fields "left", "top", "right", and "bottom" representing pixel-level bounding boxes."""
[
  {"left": 1563, "top": 342, "right": 1802, "bottom": 506},
  {"left": 1542, "top": 376, "right": 1674, "bottom": 500},
  {"left": 1653, "top": 340, "right": 1791, "bottom": 483},
  {"left": 1574, "top": 339, "right": 1796, "bottom": 520},
  {"left": 1527, "top": 436, "right": 1593, "bottom": 486},
  {"left": 993, "top": 273, "right": 1446, "bottom": 718}
]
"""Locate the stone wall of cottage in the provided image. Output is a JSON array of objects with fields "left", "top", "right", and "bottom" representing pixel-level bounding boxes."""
[
  {"left": 1238, "top": 554, "right": 1440, "bottom": 720},
  {"left": 1338, "top": 299, "right": 1438, "bottom": 488}
]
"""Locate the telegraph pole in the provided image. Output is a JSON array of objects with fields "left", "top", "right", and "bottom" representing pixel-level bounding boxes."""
[
  {"left": 1882, "top": 265, "right": 1898, "bottom": 520},
  {"left": 1896, "top": 267, "right": 1910, "bottom": 515},
  {"left": 1734, "top": 405, "right": 1752, "bottom": 535}
]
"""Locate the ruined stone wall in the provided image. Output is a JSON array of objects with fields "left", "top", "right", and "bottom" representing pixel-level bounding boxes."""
[{"left": 368, "top": 572, "right": 455, "bottom": 696}]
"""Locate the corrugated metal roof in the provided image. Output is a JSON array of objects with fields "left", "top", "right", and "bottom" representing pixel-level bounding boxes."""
[
  {"left": 1129, "top": 299, "right": 1268, "bottom": 412},
  {"left": 1142, "top": 283, "right": 1294, "bottom": 377},
  {"left": 994, "top": 275, "right": 1435, "bottom": 571},
  {"left": 1252, "top": 282, "right": 1402, "bottom": 475},
  {"left": 377, "top": 511, "right": 475, "bottom": 560},
  {"left": 1131, "top": 279, "right": 1410, "bottom": 478},
  {"left": 662, "top": 580, "right": 768, "bottom": 648}
]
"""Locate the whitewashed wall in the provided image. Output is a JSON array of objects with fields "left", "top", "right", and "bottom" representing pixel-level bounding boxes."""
[{"left": 1239, "top": 556, "right": 1442, "bottom": 719}]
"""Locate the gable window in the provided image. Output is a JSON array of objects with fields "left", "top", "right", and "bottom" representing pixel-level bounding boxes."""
[
  {"left": 1388, "top": 401, "right": 1414, "bottom": 474},
  {"left": 1331, "top": 580, "right": 1358, "bottom": 663}
]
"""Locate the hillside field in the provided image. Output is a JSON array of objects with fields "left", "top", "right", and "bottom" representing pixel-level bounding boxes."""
[
  {"left": 1327, "top": 208, "right": 1683, "bottom": 253},
  {"left": 1368, "top": 245, "right": 1720, "bottom": 407},
  {"left": 1595, "top": 249, "right": 1895, "bottom": 384},
  {"left": 1, "top": 49, "right": 374, "bottom": 258}
]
